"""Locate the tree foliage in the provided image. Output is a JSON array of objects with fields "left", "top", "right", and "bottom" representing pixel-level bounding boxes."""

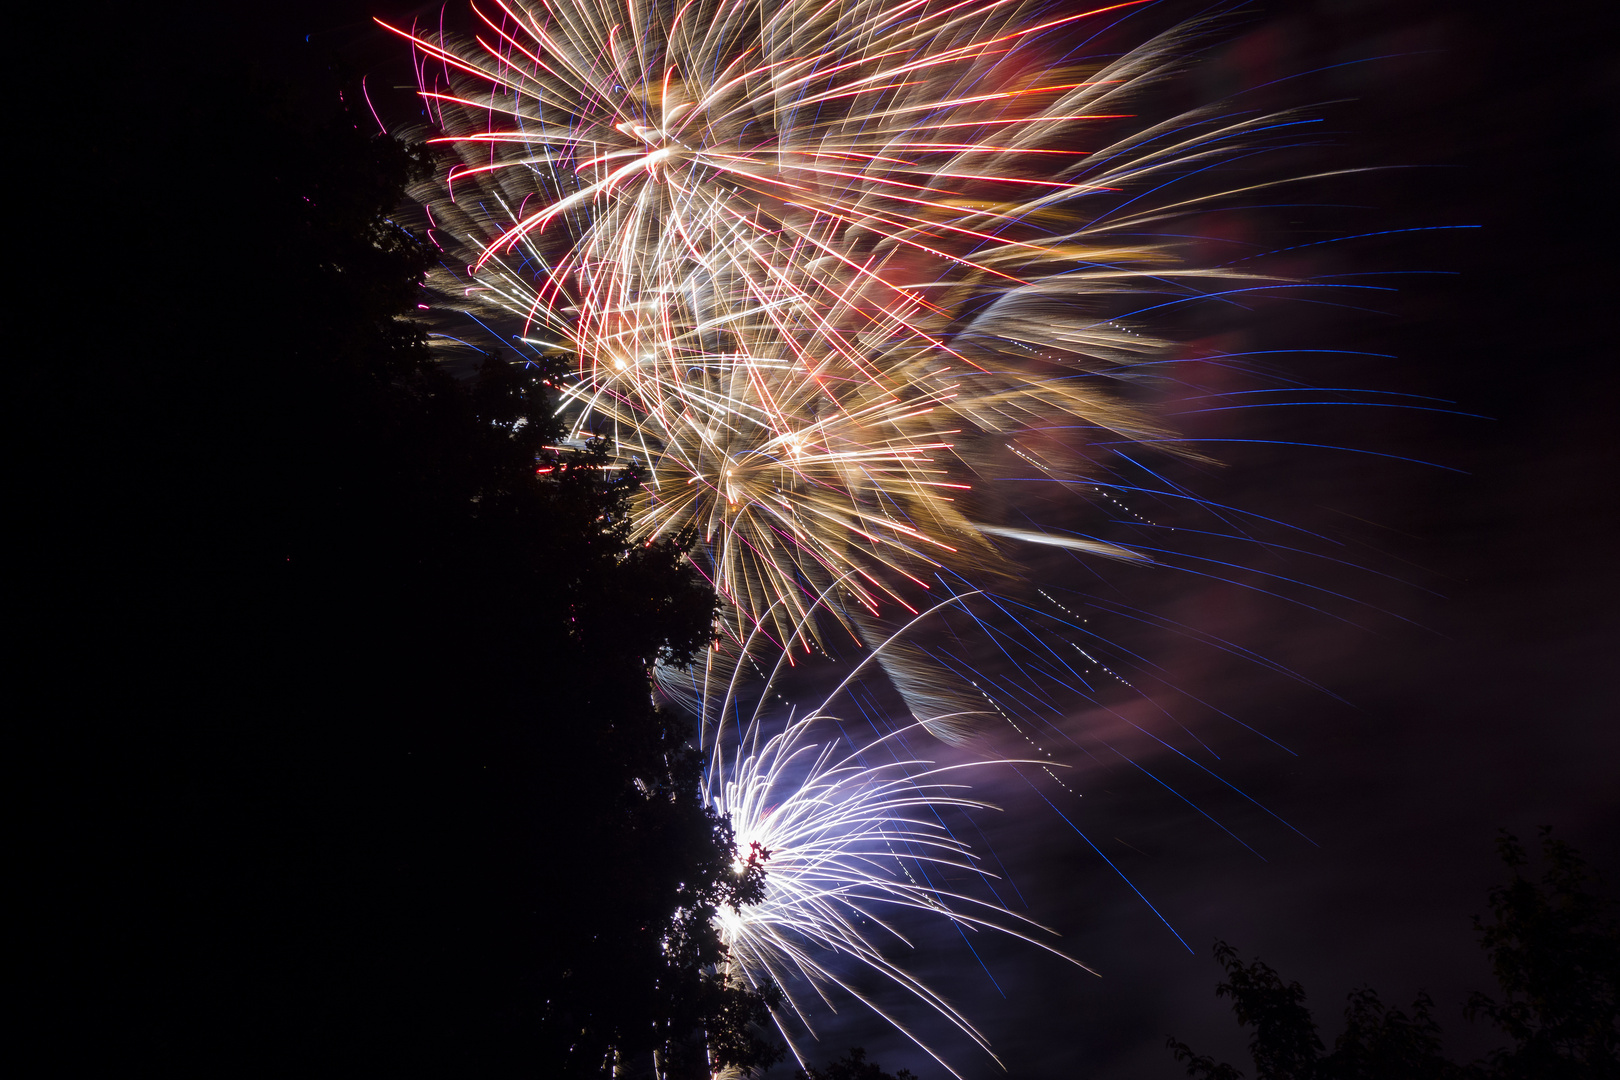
[
  {"left": 1168, "top": 831, "right": 1618, "bottom": 1080},
  {"left": 1466, "top": 830, "right": 1620, "bottom": 1079},
  {"left": 799, "top": 1046, "right": 920, "bottom": 1080},
  {"left": 1166, "top": 946, "right": 1455, "bottom": 1080},
  {"left": 72, "top": 42, "right": 778, "bottom": 1079}
]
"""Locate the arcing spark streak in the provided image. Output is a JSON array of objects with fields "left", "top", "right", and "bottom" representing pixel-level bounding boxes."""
[
  {"left": 709, "top": 711, "right": 1079, "bottom": 1077},
  {"left": 385, "top": 0, "right": 1324, "bottom": 740},
  {"left": 387, "top": 1, "right": 1371, "bottom": 1071}
]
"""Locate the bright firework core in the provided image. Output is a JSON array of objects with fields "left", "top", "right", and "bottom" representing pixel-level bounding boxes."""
[
  {"left": 706, "top": 710, "right": 1077, "bottom": 1075},
  {"left": 385, "top": 0, "right": 1284, "bottom": 699}
]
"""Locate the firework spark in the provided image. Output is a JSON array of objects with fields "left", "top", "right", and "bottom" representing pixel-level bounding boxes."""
[
  {"left": 384, "top": 2, "right": 1377, "bottom": 1071},
  {"left": 386, "top": 0, "right": 1322, "bottom": 739}
]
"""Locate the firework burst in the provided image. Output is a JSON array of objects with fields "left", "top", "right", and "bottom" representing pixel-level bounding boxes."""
[
  {"left": 709, "top": 716, "right": 1077, "bottom": 1077},
  {"left": 700, "top": 604, "right": 1089, "bottom": 1076},
  {"left": 385, "top": 0, "right": 1326, "bottom": 738},
  {"left": 381, "top": 2, "right": 1380, "bottom": 1071}
]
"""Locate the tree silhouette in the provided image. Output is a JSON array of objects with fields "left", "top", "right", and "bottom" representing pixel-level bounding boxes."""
[
  {"left": 799, "top": 1046, "right": 920, "bottom": 1080},
  {"left": 67, "top": 43, "right": 778, "bottom": 1078},
  {"left": 1168, "top": 831, "right": 1617, "bottom": 1080},
  {"left": 1466, "top": 830, "right": 1620, "bottom": 1079}
]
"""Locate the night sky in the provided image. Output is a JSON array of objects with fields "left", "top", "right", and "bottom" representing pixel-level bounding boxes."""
[{"left": 83, "top": 0, "right": 1616, "bottom": 1075}]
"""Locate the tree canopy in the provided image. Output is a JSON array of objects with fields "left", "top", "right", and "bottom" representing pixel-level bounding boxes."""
[
  {"left": 64, "top": 42, "right": 778, "bottom": 1078},
  {"left": 1168, "top": 831, "right": 1619, "bottom": 1080},
  {"left": 799, "top": 1046, "right": 920, "bottom": 1080}
]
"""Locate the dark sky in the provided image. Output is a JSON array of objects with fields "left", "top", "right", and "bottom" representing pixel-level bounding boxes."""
[{"left": 219, "top": 0, "right": 1616, "bottom": 1075}]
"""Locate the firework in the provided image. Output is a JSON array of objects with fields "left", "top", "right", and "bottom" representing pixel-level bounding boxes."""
[
  {"left": 712, "top": 721, "right": 1071, "bottom": 1076},
  {"left": 384, "top": 0, "right": 1323, "bottom": 740},
  {"left": 380, "top": 2, "right": 1391, "bottom": 1071},
  {"left": 702, "top": 618, "right": 1088, "bottom": 1076}
]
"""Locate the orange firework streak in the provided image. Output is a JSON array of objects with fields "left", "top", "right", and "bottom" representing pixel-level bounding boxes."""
[{"left": 388, "top": 0, "right": 1309, "bottom": 739}]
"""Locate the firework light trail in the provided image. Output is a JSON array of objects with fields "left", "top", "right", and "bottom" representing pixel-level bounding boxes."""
[
  {"left": 680, "top": 586, "right": 1099, "bottom": 1073},
  {"left": 382, "top": 0, "right": 1387, "bottom": 1070},
  {"left": 708, "top": 705, "right": 1082, "bottom": 1076},
  {"left": 383, "top": 0, "right": 1354, "bottom": 742}
]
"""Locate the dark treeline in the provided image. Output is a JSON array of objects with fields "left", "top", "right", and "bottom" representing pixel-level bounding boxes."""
[
  {"left": 1168, "top": 831, "right": 1620, "bottom": 1080},
  {"left": 42, "top": 22, "right": 777, "bottom": 1077}
]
